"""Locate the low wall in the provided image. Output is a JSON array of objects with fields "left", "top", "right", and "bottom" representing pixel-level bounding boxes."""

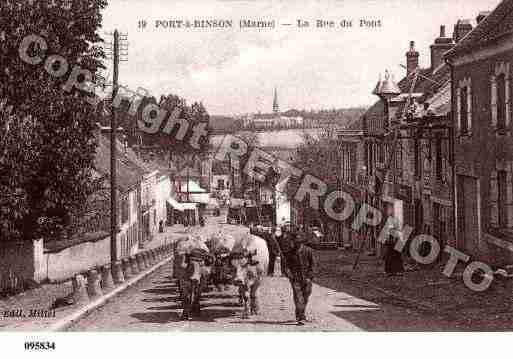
[
  {"left": 0, "top": 239, "right": 45, "bottom": 294},
  {"left": 44, "top": 236, "right": 110, "bottom": 282},
  {"left": 44, "top": 231, "right": 138, "bottom": 283}
]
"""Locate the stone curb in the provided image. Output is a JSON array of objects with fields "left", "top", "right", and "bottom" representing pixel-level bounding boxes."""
[{"left": 48, "top": 255, "right": 174, "bottom": 332}]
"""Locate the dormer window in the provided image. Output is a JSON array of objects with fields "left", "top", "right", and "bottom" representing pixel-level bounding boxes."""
[{"left": 491, "top": 62, "right": 510, "bottom": 132}]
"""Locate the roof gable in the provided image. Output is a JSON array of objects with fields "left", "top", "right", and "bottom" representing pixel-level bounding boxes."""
[
  {"left": 446, "top": 0, "right": 513, "bottom": 58},
  {"left": 94, "top": 135, "right": 145, "bottom": 192}
]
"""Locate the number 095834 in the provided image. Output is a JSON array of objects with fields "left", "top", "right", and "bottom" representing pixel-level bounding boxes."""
[{"left": 24, "top": 342, "right": 56, "bottom": 350}]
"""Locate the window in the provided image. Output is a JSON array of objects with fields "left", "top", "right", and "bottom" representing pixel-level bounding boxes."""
[
  {"left": 492, "top": 62, "right": 510, "bottom": 131},
  {"left": 460, "top": 86, "right": 469, "bottom": 134},
  {"left": 396, "top": 141, "right": 403, "bottom": 179},
  {"left": 414, "top": 138, "right": 421, "bottom": 179},
  {"left": 121, "top": 195, "right": 129, "bottom": 224},
  {"left": 350, "top": 147, "right": 357, "bottom": 183},
  {"left": 497, "top": 74, "right": 506, "bottom": 129},
  {"left": 344, "top": 147, "right": 350, "bottom": 182},
  {"left": 378, "top": 143, "right": 385, "bottom": 164},
  {"left": 457, "top": 78, "right": 472, "bottom": 135},
  {"left": 217, "top": 178, "right": 225, "bottom": 190},
  {"left": 498, "top": 170, "right": 507, "bottom": 228},
  {"left": 368, "top": 143, "right": 374, "bottom": 176},
  {"left": 435, "top": 137, "right": 442, "bottom": 180}
]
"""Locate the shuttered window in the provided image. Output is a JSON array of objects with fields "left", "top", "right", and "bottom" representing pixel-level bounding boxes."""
[
  {"left": 460, "top": 86, "right": 469, "bottom": 134},
  {"left": 498, "top": 170, "right": 508, "bottom": 228},
  {"left": 497, "top": 74, "right": 506, "bottom": 130}
]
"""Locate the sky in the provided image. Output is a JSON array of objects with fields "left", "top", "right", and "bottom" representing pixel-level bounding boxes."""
[{"left": 101, "top": 0, "right": 502, "bottom": 116}]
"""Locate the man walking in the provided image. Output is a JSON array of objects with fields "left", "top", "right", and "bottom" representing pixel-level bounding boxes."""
[
  {"left": 280, "top": 229, "right": 314, "bottom": 326},
  {"left": 273, "top": 226, "right": 292, "bottom": 276},
  {"left": 265, "top": 228, "right": 280, "bottom": 276}
]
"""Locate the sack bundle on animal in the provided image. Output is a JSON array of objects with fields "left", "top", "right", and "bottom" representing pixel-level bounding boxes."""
[
  {"left": 176, "top": 235, "right": 209, "bottom": 255},
  {"left": 206, "top": 232, "right": 237, "bottom": 288},
  {"left": 174, "top": 235, "right": 211, "bottom": 279},
  {"left": 231, "top": 234, "right": 269, "bottom": 274},
  {"left": 173, "top": 235, "right": 212, "bottom": 320},
  {"left": 230, "top": 234, "right": 270, "bottom": 317},
  {"left": 207, "top": 232, "right": 236, "bottom": 257}
]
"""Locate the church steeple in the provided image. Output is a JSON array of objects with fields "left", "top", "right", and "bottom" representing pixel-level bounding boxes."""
[{"left": 272, "top": 87, "right": 279, "bottom": 113}]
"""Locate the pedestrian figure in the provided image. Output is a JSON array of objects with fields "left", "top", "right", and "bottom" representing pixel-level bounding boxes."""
[
  {"left": 279, "top": 229, "right": 314, "bottom": 325},
  {"left": 265, "top": 228, "right": 280, "bottom": 276},
  {"left": 273, "top": 226, "right": 292, "bottom": 276},
  {"left": 383, "top": 209, "right": 404, "bottom": 276}
]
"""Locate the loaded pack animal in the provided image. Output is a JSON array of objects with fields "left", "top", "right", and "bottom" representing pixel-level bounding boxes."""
[
  {"left": 229, "top": 234, "right": 269, "bottom": 318},
  {"left": 206, "top": 231, "right": 236, "bottom": 291},
  {"left": 173, "top": 235, "right": 213, "bottom": 320}
]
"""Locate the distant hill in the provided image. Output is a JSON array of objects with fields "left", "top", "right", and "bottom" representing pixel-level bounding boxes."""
[
  {"left": 209, "top": 107, "right": 367, "bottom": 132},
  {"left": 210, "top": 115, "right": 239, "bottom": 131},
  {"left": 284, "top": 107, "right": 366, "bottom": 123}
]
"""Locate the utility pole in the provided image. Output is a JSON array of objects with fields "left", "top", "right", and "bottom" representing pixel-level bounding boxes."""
[
  {"left": 110, "top": 29, "right": 119, "bottom": 265},
  {"left": 187, "top": 165, "right": 190, "bottom": 202},
  {"left": 106, "top": 29, "right": 128, "bottom": 266}
]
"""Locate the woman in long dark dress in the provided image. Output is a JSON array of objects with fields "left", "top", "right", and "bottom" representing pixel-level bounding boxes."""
[{"left": 383, "top": 205, "right": 404, "bottom": 275}]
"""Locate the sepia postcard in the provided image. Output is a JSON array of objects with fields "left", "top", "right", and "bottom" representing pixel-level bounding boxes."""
[{"left": 1, "top": 0, "right": 513, "bottom": 356}]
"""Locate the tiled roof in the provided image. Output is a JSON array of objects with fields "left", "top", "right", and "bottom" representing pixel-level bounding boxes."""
[
  {"left": 364, "top": 61, "right": 452, "bottom": 129},
  {"left": 94, "top": 134, "right": 146, "bottom": 192},
  {"left": 446, "top": 0, "right": 513, "bottom": 58},
  {"left": 362, "top": 100, "right": 385, "bottom": 133},
  {"left": 425, "top": 80, "right": 451, "bottom": 116}
]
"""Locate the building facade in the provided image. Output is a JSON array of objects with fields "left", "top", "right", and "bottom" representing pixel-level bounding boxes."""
[
  {"left": 337, "top": 129, "right": 366, "bottom": 248},
  {"left": 446, "top": 0, "right": 513, "bottom": 265},
  {"left": 352, "top": 23, "right": 471, "bottom": 254}
]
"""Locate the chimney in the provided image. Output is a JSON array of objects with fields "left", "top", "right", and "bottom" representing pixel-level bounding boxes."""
[
  {"left": 476, "top": 11, "right": 491, "bottom": 24},
  {"left": 453, "top": 19, "right": 473, "bottom": 43},
  {"left": 406, "top": 41, "right": 419, "bottom": 76},
  {"left": 430, "top": 25, "right": 454, "bottom": 71}
]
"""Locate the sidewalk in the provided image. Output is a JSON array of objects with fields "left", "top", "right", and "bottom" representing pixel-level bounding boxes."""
[
  {"left": 314, "top": 249, "right": 513, "bottom": 329},
  {"left": 0, "top": 224, "right": 193, "bottom": 331}
]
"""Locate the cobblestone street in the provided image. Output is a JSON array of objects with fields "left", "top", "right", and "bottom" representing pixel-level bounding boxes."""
[
  {"left": 67, "top": 216, "right": 462, "bottom": 332},
  {"left": 68, "top": 261, "right": 355, "bottom": 331},
  {"left": 67, "top": 255, "right": 464, "bottom": 331}
]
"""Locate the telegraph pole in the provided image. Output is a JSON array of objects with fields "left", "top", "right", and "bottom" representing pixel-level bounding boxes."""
[
  {"left": 110, "top": 30, "right": 119, "bottom": 265},
  {"left": 107, "top": 29, "right": 128, "bottom": 266}
]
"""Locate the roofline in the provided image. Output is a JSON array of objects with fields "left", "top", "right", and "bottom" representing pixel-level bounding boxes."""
[
  {"left": 446, "top": 32, "right": 513, "bottom": 65},
  {"left": 95, "top": 172, "right": 141, "bottom": 194},
  {"left": 445, "top": 0, "right": 507, "bottom": 59},
  {"left": 144, "top": 169, "right": 159, "bottom": 179},
  {"left": 338, "top": 130, "right": 364, "bottom": 136}
]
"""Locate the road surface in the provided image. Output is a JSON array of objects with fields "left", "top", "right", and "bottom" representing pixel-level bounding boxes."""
[{"left": 69, "top": 214, "right": 459, "bottom": 331}]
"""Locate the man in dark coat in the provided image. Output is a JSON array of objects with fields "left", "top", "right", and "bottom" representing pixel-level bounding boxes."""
[
  {"left": 273, "top": 226, "right": 292, "bottom": 276},
  {"left": 265, "top": 228, "right": 280, "bottom": 276},
  {"left": 279, "top": 229, "right": 314, "bottom": 325}
]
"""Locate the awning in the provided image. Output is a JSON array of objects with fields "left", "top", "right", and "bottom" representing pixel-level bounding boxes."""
[
  {"left": 166, "top": 197, "right": 184, "bottom": 211},
  {"left": 181, "top": 202, "right": 197, "bottom": 210},
  {"left": 189, "top": 193, "right": 210, "bottom": 204},
  {"left": 179, "top": 180, "right": 206, "bottom": 193}
]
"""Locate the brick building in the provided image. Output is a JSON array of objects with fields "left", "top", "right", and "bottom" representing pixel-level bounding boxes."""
[
  {"left": 351, "top": 22, "right": 476, "bottom": 252},
  {"left": 445, "top": 0, "right": 513, "bottom": 265}
]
